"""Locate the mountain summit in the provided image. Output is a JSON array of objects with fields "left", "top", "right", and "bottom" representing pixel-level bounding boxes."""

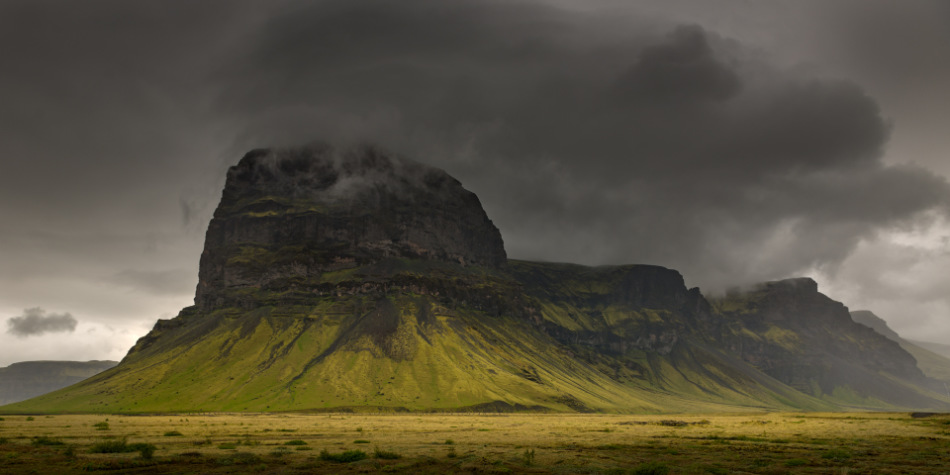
[
  {"left": 5, "top": 144, "right": 949, "bottom": 413},
  {"left": 196, "top": 144, "right": 507, "bottom": 310}
]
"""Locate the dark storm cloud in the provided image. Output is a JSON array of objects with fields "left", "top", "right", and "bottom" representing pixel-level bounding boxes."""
[
  {"left": 212, "top": 0, "right": 950, "bottom": 289},
  {"left": 7, "top": 308, "right": 78, "bottom": 337},
  {"left": 0, "top": 0, "right": 253, "bottom": 222},
  {"left": 0, "top": 0, "right": 948, "bottom": 298},
  {"left": 824, "top": 0, "right": 950, "bottom": 88}
]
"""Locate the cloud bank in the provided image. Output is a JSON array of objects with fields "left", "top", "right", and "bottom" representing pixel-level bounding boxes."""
[{"left": 216, "top": 0, "right": 950, "bottom": 290}]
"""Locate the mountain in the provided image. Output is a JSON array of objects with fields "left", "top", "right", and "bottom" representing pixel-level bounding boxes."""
[
  {"left": 851, "top": 310, "right": 950, "bottom": 386},
  {"left": 3, "top": 144, "right": 948, "bottom": 413},
  {"left": 706, "top": 285, "right": 946, "bottom": 409},
  {"left": 0, "top": 360, "right": 117, "bottom": 405}
]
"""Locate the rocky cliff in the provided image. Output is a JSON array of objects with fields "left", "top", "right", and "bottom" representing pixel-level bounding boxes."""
[
  {"left": 852, "top": 310, "right": 950, "bottom": 385},
  {"left": 196, "top": 143, "right": 507, "bottom": 310},
  {"left": 711, "top": 280, "right": 941, "bottom": 407}
]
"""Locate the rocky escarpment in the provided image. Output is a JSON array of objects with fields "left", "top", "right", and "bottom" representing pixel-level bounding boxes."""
[
  {"left": 850, "top": 310, "right": 903, "bottom": 342},
  {"left": 509, "top": 261, "right": 712, "bottom": 356},
  {"left": 196, "top": 143, "right": 507, "bottom": 310},
  {"left": 852, "top": 310, "right": 950, "bottom": 385},
  {"left": 710, "top": 279, "right": 939, "bottom": 407}
]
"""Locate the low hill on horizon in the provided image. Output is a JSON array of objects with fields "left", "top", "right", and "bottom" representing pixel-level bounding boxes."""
[
  {"left": 0, "top": 360, "right": 117, "bottom": 405},
  {"left": 3, "top": 144, "right": 948, "bottom": 414}
]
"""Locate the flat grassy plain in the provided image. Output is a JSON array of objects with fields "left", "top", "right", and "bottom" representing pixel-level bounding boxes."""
[{"left": 0, "top": 412, "right": 948, "bottom": 473}]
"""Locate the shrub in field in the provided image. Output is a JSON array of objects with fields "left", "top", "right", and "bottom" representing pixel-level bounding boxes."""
[
  {"left": 319, "top": 449, "right": 367, "bottom": 463},
  {"left": 88, "top": 439, "right": 155, "bottom": 459},
  {"left": 374, "top": 446, "right": 401, "bottom": 459},
  {"left": 32, "top": 436, "right": 64, "bottom": 446},
  {"left": 284, "top": 439, "right": 307, "bottom": 445},
  {"left": 523, "top": 448, "right": 535, "bottom": 466},
  {"left": 89, "top": 439, "right": 130, "bottom": 453},
  {"left": 218, "top": 442, "right": 237, "bottom": 449},
  {"left": 93, "top": 422, "right": 109, "bottom": 431},
  {"left": 353, "top": 439, "right": 370, "bottom": 444},
  {"left": 164, "top": 430, "right": 184, "bottom": 437},
  {"left": 822, "top": 448, "right": 852, "bottom": 462},
  {"left": 216, "top": 452, "right": 262, "bottom": 466},
  {"left": 133, "top": 443, "right": 156, "bottom": 460},
  {"left": 632, "top": 461, "right": 670, "bottom": 475}
]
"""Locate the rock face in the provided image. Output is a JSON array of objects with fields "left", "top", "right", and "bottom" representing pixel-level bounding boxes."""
[
  {"left": 196, "top": 144, "right": 507, "bottom": 310},
  {"left": 0, "top": 360, "right": 117, "bottom": 405},
  {"left": 710, "top": 279, "right": 938, "bottom": 406},
  {"left": 509, "top": 262, "right": 711, "bottom": 356},
  {"left": 851, "top": 310, "right": 902, "bottom": 341}
]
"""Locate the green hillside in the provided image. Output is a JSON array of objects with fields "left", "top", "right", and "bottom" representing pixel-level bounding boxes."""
[{"left": 4, "top": 260, "right": 835, "bottom": 414}]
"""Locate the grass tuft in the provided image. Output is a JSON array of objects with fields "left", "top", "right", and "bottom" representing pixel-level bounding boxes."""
[
  {"left": 821, "top": 448, "right": 852, "bottom": 462},
  {"left": 31, "top": 436, "right": 64, "bottom": 446},
  {"left": 632, "top": 461, "right": 670, "bottom": 475},
  {"left": 523, "top": 448, "right": 535, "bottom": 466},
  {"left": 88, "top": 438, "right": 155, "bottom": 459},
  {"left": 89, "top": 439, "right": 130, "bottom": 453},
  {"left": 374, "top": 446, "right": 401, "bottom": 459}
]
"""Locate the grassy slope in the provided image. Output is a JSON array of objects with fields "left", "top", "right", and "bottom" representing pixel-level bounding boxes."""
[
  {"left": 3, "top": 300, "right": 820, "bottom": 413},
  {"left": 2, "top": 261, "right": 849, "bottom": 414}
]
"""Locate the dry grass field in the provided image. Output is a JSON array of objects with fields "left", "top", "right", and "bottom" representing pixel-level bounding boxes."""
[{"left": 0, "top": 412, "right": 948, "bottom": 473}]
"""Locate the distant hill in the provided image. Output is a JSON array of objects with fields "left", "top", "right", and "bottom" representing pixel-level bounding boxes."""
[
  {"left": 4, "top": 144, "right": 949, "bottom": 413},
  {"left": 909, "top": 339, "right": 950, "bottom": 361},
  {"left": 851, "top": 311, "right": 950, "bottom": 386},
  {"left": 0, "top": 360, "right": 117, "bottom": 405}
]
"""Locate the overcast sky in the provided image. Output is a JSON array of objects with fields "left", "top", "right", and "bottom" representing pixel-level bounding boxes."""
[{"left": 1, "top": 0, "right": 949, "bottom": 366}]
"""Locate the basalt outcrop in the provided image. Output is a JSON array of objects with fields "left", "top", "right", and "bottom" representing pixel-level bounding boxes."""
[{"left": 196, "top": 143, "right": 506, "bottom": 310}]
